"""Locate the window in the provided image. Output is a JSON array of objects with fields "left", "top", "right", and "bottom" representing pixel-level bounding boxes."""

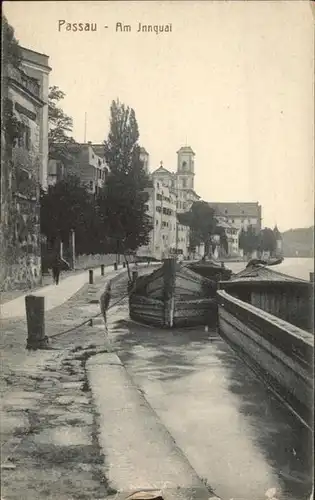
[
  {"left": 183, "top": 178, "right": 187, "bottom": 188},
  {"left": 156, "top": 220, "right": 159, "bottom": 225},
  {"left": 144, "top": 204, "right": 149, "bottom": 211},
  {"left": 18, "top": 124, "right": 31, "bottom": 150}
]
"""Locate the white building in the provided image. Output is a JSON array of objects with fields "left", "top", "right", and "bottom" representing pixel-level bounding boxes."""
[
  {"left": 214, "top": 217, "right": 240, "bottom": 256},
  {"left": 137, "top": 149, "right": 262, "bottom": 260},
  {"left": 209, "top": 202, "right": 262, "bottom": 233},
  {"left": 137, "top": 178, "right": 177, "bottom": 259},
  {"left": 137, "top": 146, "right": 200, "bottom": 260}
]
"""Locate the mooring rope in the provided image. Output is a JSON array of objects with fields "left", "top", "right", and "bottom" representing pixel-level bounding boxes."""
[{"left": 49, "top": 265, "right": 148, "bottom": 339}]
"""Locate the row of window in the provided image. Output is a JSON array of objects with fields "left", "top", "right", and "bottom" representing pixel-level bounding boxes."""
[
  {"left": 156, "top": 220, "right": 176, "bottom": 231},
  {"left": 156, "top": 206, "right": 174, "bottom": 216},
  {"left": 156, "top": 193, "right": 173, "bottom": 203},
  {"left": 227, "top": 217, "right": 257, "bottom": 224}
]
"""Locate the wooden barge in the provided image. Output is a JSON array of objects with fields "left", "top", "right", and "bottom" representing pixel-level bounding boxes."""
[
  {"left": 129, "top": 258, "right": 229, "bottom": 328},
  {"left": 217, "top": 262, "right": 314, "bottom": 424},
  {"left": 219, "top": 262, "right": 314, "bottom": 332}
]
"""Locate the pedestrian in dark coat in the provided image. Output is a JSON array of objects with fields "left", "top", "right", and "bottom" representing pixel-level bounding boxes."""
[
  {"left": 51, "top": 256, "right": 62, "bottom": 285},
  {"left": 100, "top": 281, "right": 111, "bottom": 334}
]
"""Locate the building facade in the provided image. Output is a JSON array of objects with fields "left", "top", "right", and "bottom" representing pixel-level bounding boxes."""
[
  {"left": 0, "top": 47, "right": 51, "bottom": 291},
  {"left": 48, "top": 142, "right": 109, "bottom": 194},
  {"left": 137, "top": 178, "right": 177, "bottom": 259},
  {"left": 209, "top": 202, "right": 262, "bottom": 232},
  {"left": 136, "top": 147, "right": 263, "bottom": 260},
  {"left": 140, "top": 147, "right": 150, "bottom": 174},
  {"left": 20, "top": 48, "right": 51, "bottom": 190},
  {"left": 137, "top": 146, "right": 200, "bottom": 260}
]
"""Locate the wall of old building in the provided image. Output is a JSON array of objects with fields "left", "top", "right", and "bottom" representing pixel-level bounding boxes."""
[{"left": 0, "top": 64, "right": 44, "bottom": 291}]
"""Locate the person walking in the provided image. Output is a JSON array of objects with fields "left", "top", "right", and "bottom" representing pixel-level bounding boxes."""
[
  {"left": 100, "top": 281, "right": 111, "bottom": 334},
  {"left": 51, "top": 255, "right": 62, "bottom": 285}
]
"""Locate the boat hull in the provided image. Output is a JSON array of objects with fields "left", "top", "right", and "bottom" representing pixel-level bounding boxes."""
[{"left": 129, "top": 259, "right": 219, "bottom": 328}]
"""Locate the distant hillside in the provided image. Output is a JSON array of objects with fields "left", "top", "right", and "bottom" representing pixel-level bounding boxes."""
[{"left": 281, "top": 226, "right": 314, "bottom": 257}]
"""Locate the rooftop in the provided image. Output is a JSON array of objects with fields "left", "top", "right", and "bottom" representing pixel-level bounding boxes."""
[
  {"left": 151, "top": 165, "right": 174, "bottom": 176},
  {"left": 209, "top": 202, "right": 261, "bottom": 218},
  {"left": 176, "top": 146, "right": 195, "bottom": 155},
  {"left": 21, "top": 46, "right": 51, "bottom": 71},
  {"left": 230, "top": 265, "right": 307, "bottom": 283}
]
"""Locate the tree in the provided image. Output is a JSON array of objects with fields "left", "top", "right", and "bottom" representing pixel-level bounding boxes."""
[
  {"left": 178, "top": 201, "right": 226, "bottom": 258},
  {"left": 188, "top": 229, "right": 202, "bottom": 256},
  {"left": 259, "top": 227, "right": 277, "bottom": 255},
  {"left": 40, "top": 175, "right": 92, "bottom": 250},
  {"left": 1, "top": 16, "right": 21, "bottom": 69},
  {"left": 99, "top": 99, "right": 152, "bottom": 261},
  {"left": 238, "top": 225, "right": 260, "bottom": 258},
  {"left": 48, "top": 85, "right": 76, "bottom": 162}
]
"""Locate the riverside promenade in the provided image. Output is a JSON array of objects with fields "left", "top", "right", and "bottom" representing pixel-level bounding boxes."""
[{"left": 1, "top": 266, "right": 106, "bottom": 320}]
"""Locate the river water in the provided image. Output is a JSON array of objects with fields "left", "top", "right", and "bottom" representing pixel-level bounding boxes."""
[{"left": 226, "top": 257, "right": 314, "bottom": 281}]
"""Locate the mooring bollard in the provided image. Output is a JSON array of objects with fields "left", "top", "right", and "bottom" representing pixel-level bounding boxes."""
[
  {"left": 101, "top": 264, "right": 105, "bottom": 276},
  {"left": 114, "top": 262, "right": 118, "bottom": 271},
  {"left": 89, "top": 269, "right": 94, "bottom": 284},
  {"left": 25, "top": 295, "right": 48, "bottom": 350}
]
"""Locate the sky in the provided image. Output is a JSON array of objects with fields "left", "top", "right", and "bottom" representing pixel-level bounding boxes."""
[{"left": 4, "top": 0, "right": 314, "bottom": 231}]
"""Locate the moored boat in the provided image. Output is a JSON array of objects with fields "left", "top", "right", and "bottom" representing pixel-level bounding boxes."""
[
  {"left": 187, "top": 258, "right": 233, "bottom": 281},
  {"left": 217, "top": 261, "right": 314, "bottom": 424},
  {"left": 219, "top": 262, "right": 313, "bottom": 332},
  {"left": 129, "top": 258, "right": 225, "bottom": 328}
]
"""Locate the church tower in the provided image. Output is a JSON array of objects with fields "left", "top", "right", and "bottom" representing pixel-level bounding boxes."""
[{"left": 176, "top": 146, "right": 195, "bottom": 190}]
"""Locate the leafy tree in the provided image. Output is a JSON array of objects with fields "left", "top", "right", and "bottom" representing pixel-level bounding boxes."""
[
  {"left": 188, "top": 229, "right": 202, "bottom": 256},
  {"left": 238, "top": 225, "right": 260, "bottom": 257},
  {"left": 99, "top": 99, "right": 152, "bottom": 263},
  {"left": 48, "top": 85, "right": 76, "bottom": 162},
  {"left": 259, "top": 227, "right": 277, "bottom": 254},
  {"left": 40, "top": 174, "right": 92, "bottom": 250},
  {"left": 1, "top": 16, "right": 21, "bottom": 69},
  {"left": 178, "top": 201, "right": 226, "bottom": 258}
]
